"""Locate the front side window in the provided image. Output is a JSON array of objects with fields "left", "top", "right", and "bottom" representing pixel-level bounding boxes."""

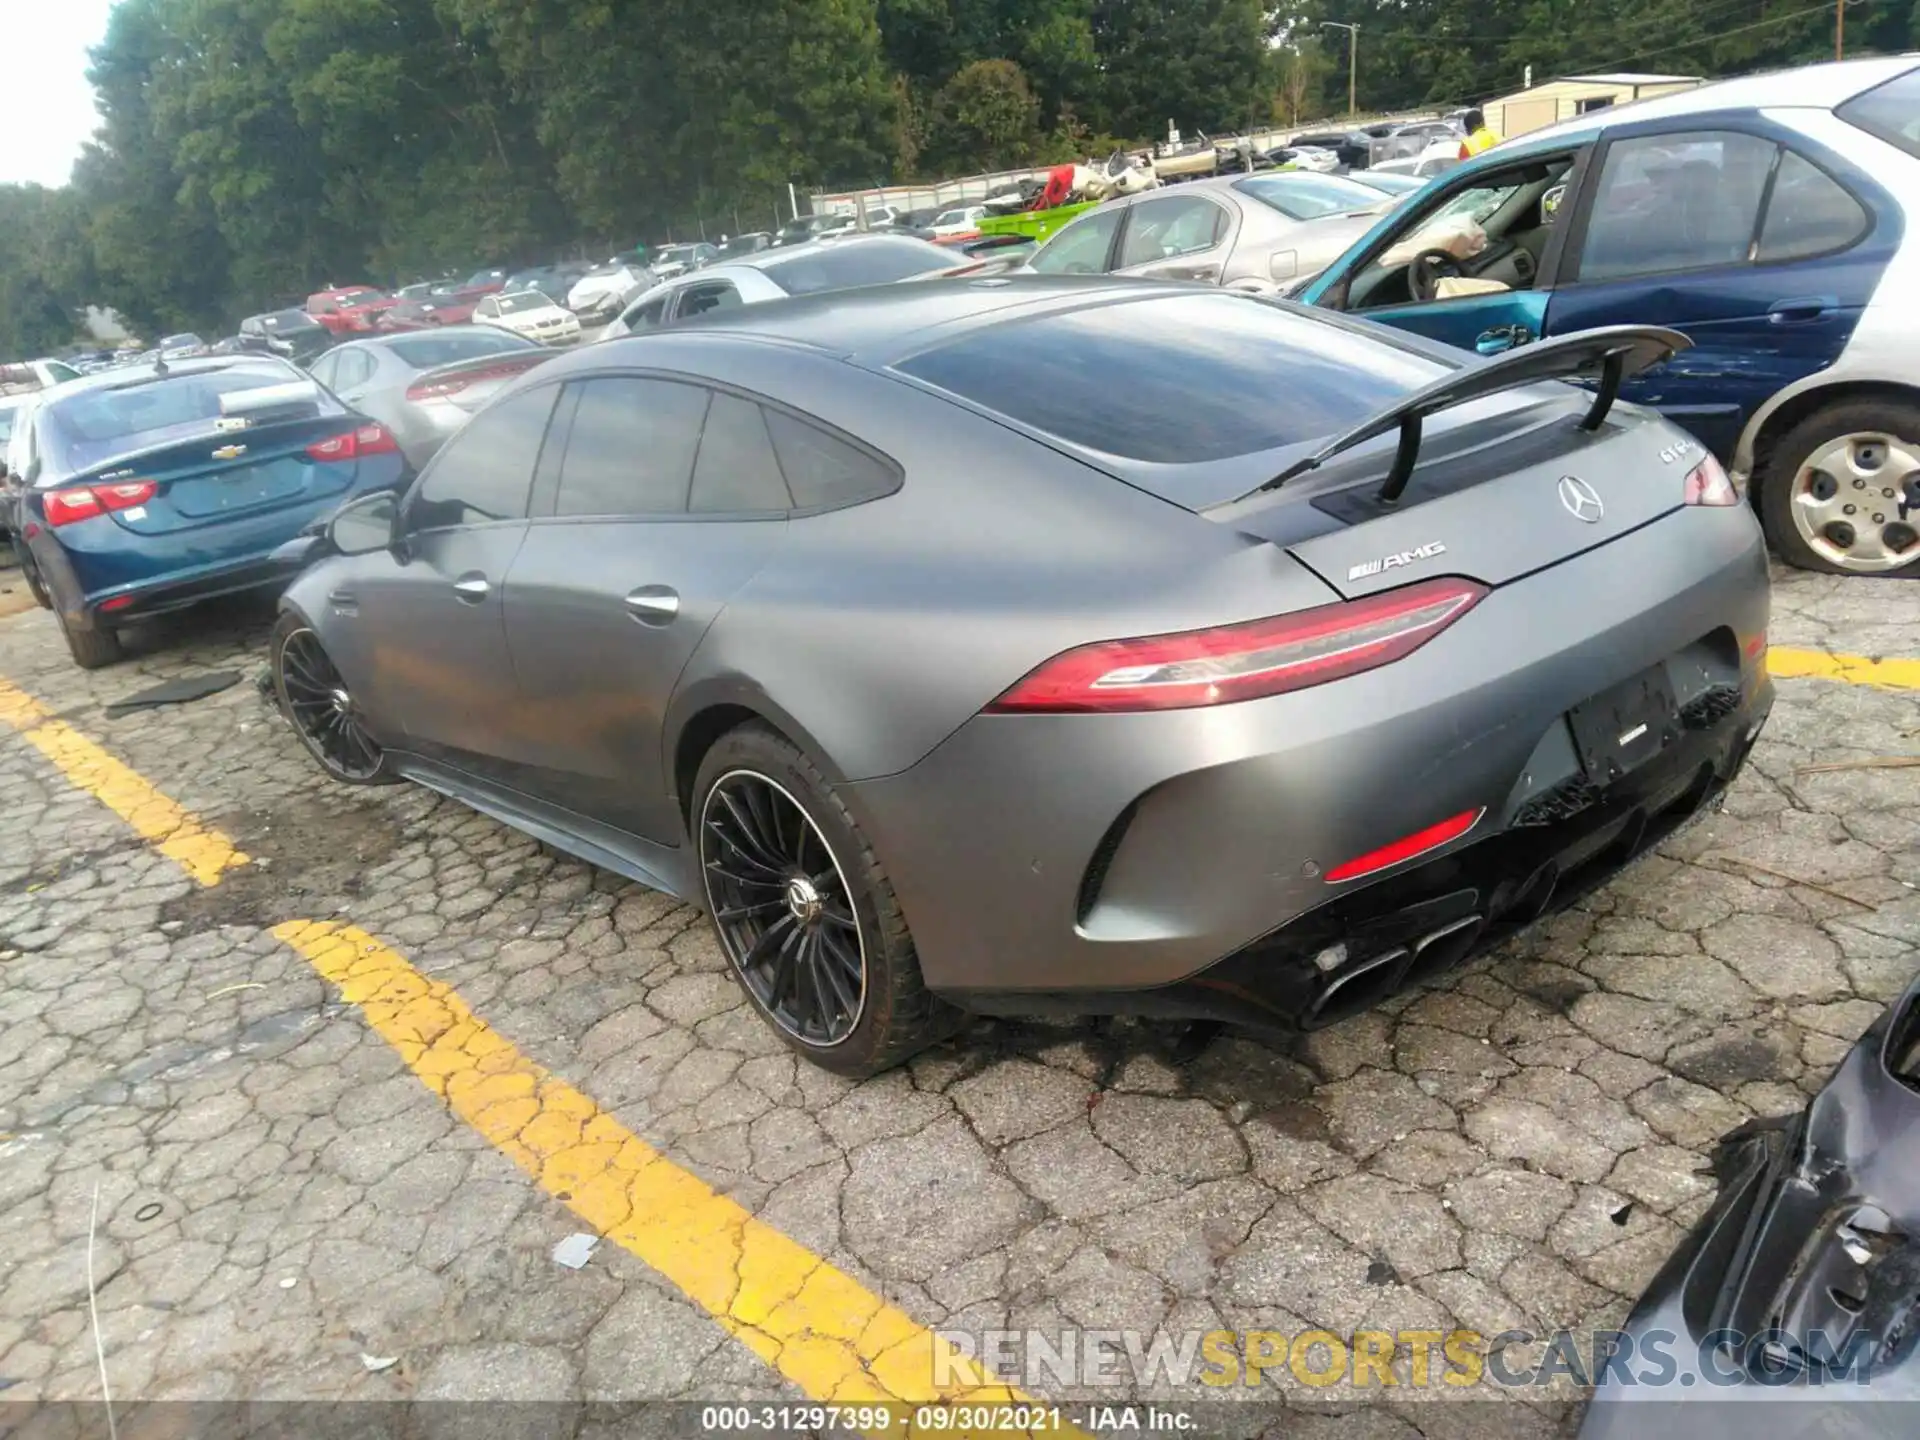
[
  {"left": 1117, "top": 196, "right": 1229, "bottom": 268},
  {"left": 553, "top": 377, "right": 709, "bottom": 518},
  {"left": 677, "top": 283, "right": 741, "bottom": 318},
  {"left": 1028, "top": 208, "right": 1123, "bottom": 275},
  {"left": 410, "top": 386, "right": 557, "bottom": 530},
  {"left": 1576, "top": 131, "right": 1776, "bottom": 283},
  {"left": 623, "top": 294, "right": 672, "bottom": 331}
]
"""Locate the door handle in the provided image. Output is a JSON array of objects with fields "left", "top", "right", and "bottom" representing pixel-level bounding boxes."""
[
  {"left": 1475, "top": 325, "right": 1532, "bottom": 355},
  {"left": 624, "top": 585, "right": 679, "bottom": 626},
  {"left": 1768, "top": 295, "right": 1837, "bottom": 324},
  {"left": 452, "top": 573, "right": 490, "bottom": 604}
]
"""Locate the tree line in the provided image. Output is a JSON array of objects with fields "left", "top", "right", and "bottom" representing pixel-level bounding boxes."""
[{"left": 0, "top": 0, "right": 1910, "bottom": 355}]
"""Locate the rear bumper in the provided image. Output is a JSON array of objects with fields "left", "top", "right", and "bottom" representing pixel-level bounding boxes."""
[
  {"left": 37, "top": 464, "right": 408, "bottom": 630},
  {"left": 848, "top": 505, "right": 1771, "bottom": 1006}
]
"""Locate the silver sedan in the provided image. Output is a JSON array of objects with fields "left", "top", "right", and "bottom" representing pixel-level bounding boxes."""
[
  {"left": 305, "top": 327, "right": 556, "bottom": 469},
  {"left": 1023, "top": 172, "right": 1402, "bottom": 290}
]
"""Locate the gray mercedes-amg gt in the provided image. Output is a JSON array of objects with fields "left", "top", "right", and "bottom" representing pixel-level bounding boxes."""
[{"left": 273, "top": 277, "right": 1773, "bottom": 1075}]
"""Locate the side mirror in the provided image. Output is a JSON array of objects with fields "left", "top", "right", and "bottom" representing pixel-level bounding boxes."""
[{"left": 327, "top": 489, "right": 400, "bottom": 557}]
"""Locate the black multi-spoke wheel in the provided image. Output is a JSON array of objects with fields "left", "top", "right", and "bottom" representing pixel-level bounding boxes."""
[
  {"left": 701, "top": 769, "right": 866, "bottom": 1047},
  {"left": 693, "top": 723, "right": 958, "bottom": 1075},
  {"left": 272, "top": 615, "right": 393, "bottom": 784}
]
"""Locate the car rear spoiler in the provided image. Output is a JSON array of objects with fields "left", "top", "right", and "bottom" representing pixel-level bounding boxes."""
[{"left": 1236, "top": 325, "right": 1691, "bottom": 507}]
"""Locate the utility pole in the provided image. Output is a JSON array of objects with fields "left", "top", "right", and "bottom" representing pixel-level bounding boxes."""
[
  {"left": 1320, "top": 21, "right": 1360, "bottom": 118},
  {"left": 1836, "top": 0, "right": 1845, "bottom": 60}
]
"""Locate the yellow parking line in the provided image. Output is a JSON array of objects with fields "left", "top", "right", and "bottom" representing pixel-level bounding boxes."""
[
  {"left": 1768, "top": 646, "right": 1920, "bottom": 691},
  {"left": 0, "top": 673, "right": 1069, "bottom": 1436},
  {"left": 0, "top": 676, "right": 247, "bottom": 886},
  {"left": 271, "top": 920, "right": 1053, "bottom": 1431}
]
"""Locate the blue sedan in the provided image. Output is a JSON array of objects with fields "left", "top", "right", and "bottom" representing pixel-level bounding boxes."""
[{"left": 4, "top": 355, "right": 410, "bottom": 668}]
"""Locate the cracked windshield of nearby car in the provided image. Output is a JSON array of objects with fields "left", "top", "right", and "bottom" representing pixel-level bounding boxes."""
[{"left": 4, "top": 1, "right": 1920, "bottom": 1436}]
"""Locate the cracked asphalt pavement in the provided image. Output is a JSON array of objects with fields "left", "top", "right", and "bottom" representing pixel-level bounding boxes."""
[{"left": 1, "top": 556, "right": 1917, "bottom": 1438}]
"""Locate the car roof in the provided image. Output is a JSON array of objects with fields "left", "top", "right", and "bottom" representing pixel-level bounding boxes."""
[
  {"left": 38, "top": 354, "right": 290, "bottom": 401},
  {"left": 335, "top": 325, "right": 510, "bottom": 350},
  {"left": 584, "top": 275, "right": 1247, "bottom": 366},
  {"left": 1516, "top": 54, "right": 1918, "bottom": 150}
]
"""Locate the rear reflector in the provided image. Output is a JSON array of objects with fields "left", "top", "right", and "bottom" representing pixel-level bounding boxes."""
[
  {"left": 986, "top": 576, "right": 1487, "bottom": 713},
  {"left": 44, "top": 480, "right": 158, "bottom": 527},
  {"left": 1325, "top": 808, "right": 1485, "bottom": 884},
  {"left": 99, "top": 595, "right": 137, "bottom": 613},
  {"left": 307, "top": 423, "right": 400, "bottom": 462},
  {"left": 1684, "top": 453, "right": 1738, "bottom": 506}
]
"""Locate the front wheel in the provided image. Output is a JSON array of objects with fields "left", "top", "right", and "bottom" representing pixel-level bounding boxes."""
[
  {"left": 1758, "top": 400, "right": 1920, "bottom": 576},
  {"left": 270, "top": 613, "right": 397, "bottom": 785},
  {"left": 693, "top": 723, "right": 958, "bottom": 1076}
]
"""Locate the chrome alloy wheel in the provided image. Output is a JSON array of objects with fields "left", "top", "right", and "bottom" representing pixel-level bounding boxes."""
[
  {"left": 1790, "top": 432, "right": 1920, "bottom": 573},
  {"left": 277, "top": 627, "right": 385, "bottom": 781},
  {"left": 699, "top": 770, "right": 867, "bottom": 1047}
]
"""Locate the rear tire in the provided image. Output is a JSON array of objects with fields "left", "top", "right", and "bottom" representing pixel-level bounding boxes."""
[
  {"left": 693, "top": 722, "right": 959, "bottom": 1077},
  {"left": 9, "top": 536, "right": 50, "bottom": 609},
  {"left": 58, "top": 611, "right": 123, "bottom": 669},
  {"left": 1758, "top": 399, "right": 1920, "bottom": 576}
]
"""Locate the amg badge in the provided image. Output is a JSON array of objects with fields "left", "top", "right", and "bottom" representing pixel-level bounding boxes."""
[{"left": 1348, "top": 541, "right": 1446, "bottom": 583}]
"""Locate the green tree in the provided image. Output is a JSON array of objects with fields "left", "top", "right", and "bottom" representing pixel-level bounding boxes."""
[
  {"left": 924, "top": 58, "right": 1046, "bottom": 172},
  {"left": 1092, "top": 0, "right": 1275, "bottom": 141}
]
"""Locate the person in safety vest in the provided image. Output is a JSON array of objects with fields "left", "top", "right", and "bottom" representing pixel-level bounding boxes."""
[{"left": 1459, "top": 107, "right": 1501, "bottom": 160}]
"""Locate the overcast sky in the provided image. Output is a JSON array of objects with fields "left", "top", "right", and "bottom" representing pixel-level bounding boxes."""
[{"left": 5, "top": 0, "right": 121, "bottom": 188}]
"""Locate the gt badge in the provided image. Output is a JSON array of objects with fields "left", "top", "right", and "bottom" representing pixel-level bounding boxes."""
[
  {"left": 1349, "top": 542, "right": 1446, "bottom": 583},
  {"left": 213, "top": 416, "right": 250, "bottom": 432}
]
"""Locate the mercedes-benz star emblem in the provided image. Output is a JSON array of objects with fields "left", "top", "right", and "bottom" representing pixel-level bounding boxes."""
[{"left": 1558, "top": 476, "right": 1604, "bottom": 524}]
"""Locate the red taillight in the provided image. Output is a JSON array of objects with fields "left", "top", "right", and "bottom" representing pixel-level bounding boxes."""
[
  {"left": 99, "top": 595, "right": 137, "bottom": 613},
  {"left": 307, "top": 423, "right": 400, "bottom": 462},
  {"left": 405, "top": 359, "right": 536, "bottom": 402},
  {"left": 43, "top": 480, "right": 157, "bottom": 527},
  {"left": 1683, "top": 454, "right": 1738, "bottom": 507},
  {"left": 1325, "top": 808, "right": 1485, "bottom": 884},
  {"left": 986, "top": 576, "right": 1486, "bottom": 714}
]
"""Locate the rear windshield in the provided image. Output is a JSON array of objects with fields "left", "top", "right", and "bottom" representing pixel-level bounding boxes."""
[
  {"left": 388, "top": 332, "right": 532, "bottom": 368},
  {"left": 894, "top": 293, "right": 1448, "bottom": 464},
  {"left": 1234, "top": 173, "right": 1389, "bottom": 220},
  {"left": 1839, "top": 64, "right": 1920, "bottom": 159},
  {"left": 42, "top": 364, "right": 299, "bottom": 472},
  {"left": 761, "top": 238, "right": 954, "bottom": 295},
  {"left": 260, "top": 311, "right": 322, "bottom": 332}
]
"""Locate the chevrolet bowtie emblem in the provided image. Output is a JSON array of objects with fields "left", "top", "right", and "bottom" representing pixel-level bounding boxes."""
[{"left": 212, "top": 444, "right": 248, "bottom": 461}]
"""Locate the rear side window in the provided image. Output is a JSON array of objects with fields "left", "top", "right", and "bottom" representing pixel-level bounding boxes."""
[
  {"left": 555, "top": 377, "right": 709, "bottom": 517},
  {"left": 690, "top": 394, "right": 791, "bottom": 513},
  {"left": 1577, "top": 131, "right": 1776, "bottom": 283},
  {"left": 1839, "top": 65, "right": 1920, "bottom": 159},
  {"left": 1116, "top": 196, "right": 1229, "bottom": 268},
  {"left": 1757, "top": 151, "right": 1869, "bottom": 262},
  {"left": 894, "top": 292, "right": 1446, "bottom": 463},
  {"left": 412, "top": 386, "right": 557, "bottom": 530},
  {"left": 763, "top": 409, "right": 899, "bottom": 508},
  {"left": 678, "top": 283, "right": 741, "bottom": 317}
]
